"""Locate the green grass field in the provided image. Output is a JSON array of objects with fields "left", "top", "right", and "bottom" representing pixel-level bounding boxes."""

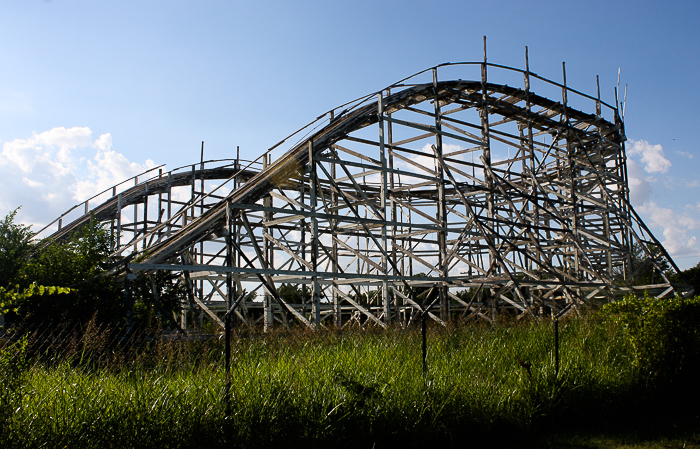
[{"left": 1, "top": 314, "right": 698, "bottom": 448}]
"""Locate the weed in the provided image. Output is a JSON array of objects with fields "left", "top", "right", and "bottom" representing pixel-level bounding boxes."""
[{"left": 3, "top": 311, "right": 695, "bottom": 448}]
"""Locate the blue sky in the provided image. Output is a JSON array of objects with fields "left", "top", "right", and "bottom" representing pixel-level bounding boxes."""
[{"left": 1, "top": 0, "right": 699, "bottom": 269}]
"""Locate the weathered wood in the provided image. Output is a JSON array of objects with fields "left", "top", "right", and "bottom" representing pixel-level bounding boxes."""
[{"left": 35, "top": 61, "right": 685, "bottom": 330}]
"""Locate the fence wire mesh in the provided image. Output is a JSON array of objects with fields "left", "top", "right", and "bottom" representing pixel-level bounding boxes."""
[{"left": 0, "top": 315, "right": 637, "bottom": 448}]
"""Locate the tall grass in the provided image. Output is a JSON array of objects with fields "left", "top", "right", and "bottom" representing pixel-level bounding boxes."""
[{"left": 0, "top": 316, "right": 683, "bottom": 448}]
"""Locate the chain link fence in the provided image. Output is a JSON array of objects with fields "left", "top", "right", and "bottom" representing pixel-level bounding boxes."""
[{"left": 0, "top": 314, "right": 642, "bottom": 447}]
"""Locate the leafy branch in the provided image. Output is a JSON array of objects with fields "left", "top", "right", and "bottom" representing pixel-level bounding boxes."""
[{"left": 0, "top": 283, "right": 70, "bottom": 315}]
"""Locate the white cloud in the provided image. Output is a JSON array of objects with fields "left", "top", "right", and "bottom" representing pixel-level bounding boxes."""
[
  {"left": 638, "top": 202, "right": 700, "bottom": 258},
  {"left": 22, "top": 177, "right": 43, "bottom": 188},
  {"left": 621, "top": 139, "right": 700, "bottom": 266},
  {"left": 676, "top": 150, "right": 694, "bottom": 159},
  {"left": 93, "top": 133, "right": 113, "bottom": 151},
  {"left": 73, "top": 147, "right": 156, "bottom": 201},
  {"left": 627, "top": 139, "right": 671, "bottom": 174},
  {"left": 1, "top": 126, "right": 93, "bottom": 174},
  {"left": 0, "top": 127, "right": 157, "bottom": 229},
  {"left": 626, "top": 158, "right": 653, "bottom": 206}
]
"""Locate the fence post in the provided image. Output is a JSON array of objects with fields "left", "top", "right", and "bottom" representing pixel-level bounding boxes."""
[
  {"left": 225, "top": 202, "right": 233, "bottom": 414},
  {"left": 224, "top": 307, "right": 231, "bottom": 413},
  {"left": 421, "top": 312, "right": 427, "bottom": 375},
  {"left": 554, "top": 318, "right": 560, "bottom": 377},
  {"left": 420, "top": 284, "right": 440, "bottom": 377}
]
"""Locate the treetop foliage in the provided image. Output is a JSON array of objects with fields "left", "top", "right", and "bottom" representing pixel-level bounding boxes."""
[{"left": 0, "top": 208, "right": 34, "bottom": 288}]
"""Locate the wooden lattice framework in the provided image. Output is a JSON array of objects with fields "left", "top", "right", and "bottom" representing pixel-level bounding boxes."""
[{"left": 37, "top": 57, "right": 691, "bottom": 330}]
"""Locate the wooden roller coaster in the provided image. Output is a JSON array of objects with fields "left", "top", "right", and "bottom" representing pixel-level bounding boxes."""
[{"left": 36, "top": 51, "right": 692, "bottom": 330}]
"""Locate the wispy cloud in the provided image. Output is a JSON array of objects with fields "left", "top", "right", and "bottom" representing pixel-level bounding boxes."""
[
  {"left": 625, "top": 139, "right": 700, "bottom": 263},
  {"left": 638, "top": 202, "right": 700, "bottom": 258},
  {"left": 626, "top": 158, "right": 653, "bottom": 206}
]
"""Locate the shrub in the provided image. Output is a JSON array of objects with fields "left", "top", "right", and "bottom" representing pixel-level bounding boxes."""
[{"left": 601, "top": 294, "right": 700, "bottom": 384}]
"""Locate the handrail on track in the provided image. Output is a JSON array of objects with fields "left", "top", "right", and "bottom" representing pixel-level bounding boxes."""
[{"left": 34, "top": 164, "right": 165, "bottom": 237}]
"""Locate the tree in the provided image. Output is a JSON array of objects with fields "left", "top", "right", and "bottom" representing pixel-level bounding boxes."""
[
  {"left": 278, "top": 283, "right": 311, "bottom": 304},
  {"left": 8, "top": 215, "right": 123, "bottom": 327},
  {"left": 602, "top": 294, "right": 700, "bottom": 384},
  {"left": 130, "top": 270, "right": 187, "bottom": 330},
  {"left": 615, "top": 243, "right": 672, "bottom": 286},
  {"left": 0, "top": 208, "right": 200, "bottom": 334},
  {"left": 0, "top": 208, "right": 34, "bottom": 288},
  {"left": 670, "top": 262, "right": 700, "bottom": 296}
]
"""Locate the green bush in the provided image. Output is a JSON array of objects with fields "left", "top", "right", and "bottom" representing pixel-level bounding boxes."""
[{"left": 601, "top": 294, "right": 700, "bottom": 384}]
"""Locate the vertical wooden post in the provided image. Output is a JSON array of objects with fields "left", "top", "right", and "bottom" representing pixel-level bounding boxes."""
[
  {"left": 309, "top": 140, "right": 321, "bottom": 326},
  {"left": 263, "top": 154, "right": 274, "bottom": 332},
  {"left": 143, "top": 183, "right": 149, "bottom": 250},
  {"left": 133, "top": 176, "right": 139, "bottom": 253},
  {"left": 421, "top": 310, "right": 428, "bottom": 375},
  {"left": 198, "top": 144, "right": 205, "bottom": 310},
  {"left": 116, "top": 193, "right": 122, "bottom": 248},
  {"left": 562, "top": 62, "right": 580, "bottom": 303},
  {"left": 378, "top": 92, "right": 391, "bottom": 325},
  {"left": 386, "top": 89, "right": 399, "bottom": 323},
  {"left": 157, "top": 168, "right": 163, "bottom": 243},
  {"left": 330, "top": 111, "right": 341, "bottom": 328},
  {"left": 166, "top": 172, "right": 172, "bottom": 237},
  {"left": 300, "top": 158, "right": 308, "bottom": 318},
  {"left": 596, "top": 76, "right": 614, "bottom": 279},
  {"left": 111, "top": 185, "right": 117, "bottom": 250},
  {"left": 524, "top": 47, "right": 542, "bottom": 310},
  {"left": 433, "top": 68, "right": 449, "bottom": 322},
  {"left": 481, "top": 36, "right": 498, "bottom": 316},
  {"left": 481, "top": 36, "right": 495, "bottom": 275}
]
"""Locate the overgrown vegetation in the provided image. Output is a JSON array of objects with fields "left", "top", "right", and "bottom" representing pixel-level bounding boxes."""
[
  {"left": 0, "top": 208, "right": 185, "bottom": 332},
  {"left": 0, "top": 335, "right": 28, "bottom": 440},
  {"left": 602, "top": 294, "right": 700, "bottom": 394},
  {"left": 0, "top": 298, "right": 698, "bottom": 448}
]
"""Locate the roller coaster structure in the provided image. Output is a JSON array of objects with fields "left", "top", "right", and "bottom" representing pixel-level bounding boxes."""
[{"left": 36, "top": 54, "right": 691, "bottom": 330}]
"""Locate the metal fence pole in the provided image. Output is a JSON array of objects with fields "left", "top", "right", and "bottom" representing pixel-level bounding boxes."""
[
  {"left": 421, "top": 312, "right": 427, "bottom": 375},
  {"left": 554, "top": 318, "right": 560, "bottom": 377}
]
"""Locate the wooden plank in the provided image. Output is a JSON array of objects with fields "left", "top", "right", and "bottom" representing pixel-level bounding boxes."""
[
  {"left": 332, "top": 143, "right": 381, "bottom": 166},
  {"left": 392, "top": 197, "right": 441, "bottom": 225},
  {"left": 263, "top": 231, "right": 313, "bottom": 271},
  {"left": 334, "top": 287, "right": 387, "bottom": 328},
  {"left": 390, "top": 131, "right": 436, "bottom": 147},
  {"left": 269, "top": 190, "right": 309, "bottom": 211},
  {"left": 333, "top": 235, "right": 384, "bottom": 273},
  {"left": 392, "top": 242, "right": 440, "bottom": 273}
]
